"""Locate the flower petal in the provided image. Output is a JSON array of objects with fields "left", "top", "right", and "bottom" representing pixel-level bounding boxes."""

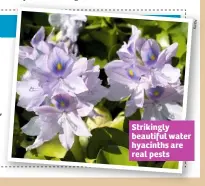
[
  {"left": 157, "top": 43, "right": 178, "bottom": 68},
  {"left": 141, "top": 39, "right": 160, "bottom": 66},
  {"left": 58, "top": 114, "right": 75, "bottom": 150},
  {"left": 71, "top": 57, "right": 88, "bottom": 76},
  {"left": 105, "top": 60, "right": 136, "bottom": 85},
  {"left": 77, "top": 101, "right": 94, "bottom": 117},
  {"left": 26, "top": 117, "right": 61, "bottom": 151},
  {"left": 160, "top": 64, "right": 181, "bottom": 84},
  {"left": 63, "top": 75, "right": 88, "bottom": 94},
  {"left": 35, "top": 106, "right": 60, "bottom": 115},
  {"left": 106, "top": 82, "right": 130, "bottom": 101},
  {"left": 16, "top": 79, "right": 45, "bottom": 111},
  {"left": 31, "top": 27, "right": 45, "bottom": 47},
  {"left": 67, "top": 112, "right": 91, "bottom": 137},
  {"left": 163, "top": 103, "right": 183, "bottom": 120},
  {"left": 47, "top": 47, "right": 73, "bottom": 77},
  {"left": 21, "top": 116, "right": 41, "bottom": 136},
  {"left": 142, "top": 104, "right": 165, "bottom": 120}
]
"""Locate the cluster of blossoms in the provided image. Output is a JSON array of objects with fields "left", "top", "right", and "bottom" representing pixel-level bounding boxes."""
[
  {"left": 18, "top": 14, "right": 108, "bottom": 151},
  {"left": 17, "top": 14, "right": 184, "bottom": 151},
  {"left": 105, "top": 25, "right": 183, "bottom": 119}
]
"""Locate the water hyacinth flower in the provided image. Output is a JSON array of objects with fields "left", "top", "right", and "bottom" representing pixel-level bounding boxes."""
[
  {"left": 49, "top": 14, "right": 87, "bottom": 43},
  {"left": 142, "top": 86, "right": 184, "bottom": 120},
  {"left": 18, "top": 22, "right": 109, "bottom": 151},
  {"left": 22, "top": 91, "right": 92, "bottom": 150},
  {"left": 16, "top": 79, "right": 48, "bottom": 112},
  {"left": 105, "top": 25, "right": 183, "bottom": 118},
  {"left": 19, "top": 27, "right": 74, "bottom": 73},
  {"left": 117, "top": 25, "right": 180, "bottom": 88},
  {"left": 105, "top": 60, "right": 148, "bottom": 116}
]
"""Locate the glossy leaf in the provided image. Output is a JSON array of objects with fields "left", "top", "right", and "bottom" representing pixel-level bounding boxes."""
[
  {"left": 162, "top": 161, "right": 179, "bottom": 169},
  {"left": 96, "top": 145, "right": 138, "bottom": 166}
]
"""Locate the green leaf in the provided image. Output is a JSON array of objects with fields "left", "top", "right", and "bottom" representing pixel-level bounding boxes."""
[
  {"left": 86, "top": 106, "right": 112, "bottom": 130},
  {"left": 162, "top": 161, "right": 179, "bottom": 169},
  {"left": 108, "top": 112, "right": 125, "bottom": 131},
  {"left": 96, "top": 145, "right": 138, "bottom": 166},
  {"left": 170, "top": 34, "right": 187, "bottom": 58},
  {"left": 156, "top": 31, "right": 170, "bottom": 49},
  {"left": 37, "top": 136, "right": 67, "bottom": 159},
  {"left": 157, "top": 21, "right": 177, "bottom": 31},
  {"left": 32, "top": 13, "right": 49, "bottom": 26},
  {"left": 89, "top": 27, "right": 117, "bottom": 49},
  {"left": 86, "top": 127, "right": 129, "bottom": 159},
  {"left": 24, "top": 150, "right": 46, "bottom": 160},
  {"left": 93, "top": 57, "right": 108, "bottom": 68},
  {"left": 108, "top": 44, "right": 121, "bottom": 61},
  {"left": 123, "top": 110, "right": 141, "bottom": 133},
  {"left": 17, "top": 65, "right": 27, "bottom": 81},
  {"left": 69, "top": 136, "right": 85, "bottom": 162}
]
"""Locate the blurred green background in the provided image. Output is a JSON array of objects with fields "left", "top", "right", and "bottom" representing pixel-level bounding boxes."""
[{"left": 12, "top": 11, "right": 188, "bottom": 170}]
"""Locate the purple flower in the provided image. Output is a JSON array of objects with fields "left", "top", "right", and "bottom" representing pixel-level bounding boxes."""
[
  {"left": 16, "top": 79, "right": 48, "bottom": 112},
  {"left": 31, "top": 47, "right": 88, "bottom": 94},
  {"left": 105, "top": 60, "right": 148, "bottom": 116},
  {"left": 117, "top": 26, "right": 145, "bottom": 64},
  {"left": 22, "top": 92, "right": 91, "bottom": 150},
  {"left": 142, "top": 86, "right": 183, "bottom": 120},
  {"left": 117, "top": 26, "right": 180, "bottom": 88}
]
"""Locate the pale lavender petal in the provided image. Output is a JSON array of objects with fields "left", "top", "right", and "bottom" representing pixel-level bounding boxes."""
[
  {"left": 47, "top": 47, "right": 73, "bottom": 77},
  {"left": 160, "top": 64, "right": 181, "bottom": 84},
  {"left": 35, "top": 41, "right": 52, "bottom": 54},
  {"left": 159, "top": 86, "right": 184, "bottom": 103},
  {"left": 19, "top": 58, "right": 36, "bottom": 71},
  {"left": 16, "top": 79, "right": 45, "bottom": 110},
  {"left": 106, "top": 82, "right": 130, "bottom": 101},
  {"left": 156, "top": 43, "right": 178, "bottom": 68},
  {"left": 163, "top": 103, "right": 182, "bottom": 120},
  {"left": 135, "top": 38, "right": 146, "bottom": 52},
  {"left": 58, "top": 114, "right": 75, "bottom": 150},
  {"left": 51, "top": 92, "right": 78, "bottom": 112},
  {"left": 63, "top": 75, "right": 88, "bottom": 94},
  {"left": 35, "top": 54, "right": 50, "bottom": 73},
  {"left": 35, "top": 105, "right": 60, "bottom": 115},
  {"left": 117, "top": 26, "right": 141, "bottom": 63},
  {"left": 31, "top": 27, "right": 45, "bottom": 47},
  {"left": 142, "top": 104, "right": 153, "bottom": 120},
  {"left": 142, "top": 104, "right": 165, "bottom": 120},
  {"left": 26, "top": 118, "right": 61, "bottom": 151},
  {"left": 105, "top": 60, "right": 138, "bottom": 85},
  {"left": 71, "top": 57, "right": 88, "bottom": 76},
  {"left": 77, "top": 101, "right": 94, "bottom": 117},
  {"left": 67, "top": 112, "right": 91, "bottom": 137},
  {"left": 21, "top": 116, "right": 41, "bottom": 136},
  {"left": 117, "top": 42, "right": 137, "bottom": 63},
  {"left": 125, "top": 87, "right": 144, "bottom": 117},
  {"left": 82, "top": 85, "right": 108, "bottom": 105},
  {"left": 141, "top": 39, "right": 160, "bottom": 67},
  {"left": 125, "top": 99, "right": 137, "bottom": 117}
]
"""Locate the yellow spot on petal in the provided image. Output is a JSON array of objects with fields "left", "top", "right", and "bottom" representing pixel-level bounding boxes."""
[
  {"left": 154, "top": 91, "right": 159, "bottom": 96},
  {"left": 150, "top": 55, "right": 156, "bottom": 61},
  {"left": 128, "top": 69, "right": 134, "bottom": 77},
  {"left": 60, "top": 101, "right": 65, "bottom": 107},
  {"left": 57, "top": 63, "right": 62, "bottom": 71}
]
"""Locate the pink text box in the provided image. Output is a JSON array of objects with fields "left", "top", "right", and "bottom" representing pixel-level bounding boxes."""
[{"left": 129, "top": 120, "right": 194, "bottom": 161}]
